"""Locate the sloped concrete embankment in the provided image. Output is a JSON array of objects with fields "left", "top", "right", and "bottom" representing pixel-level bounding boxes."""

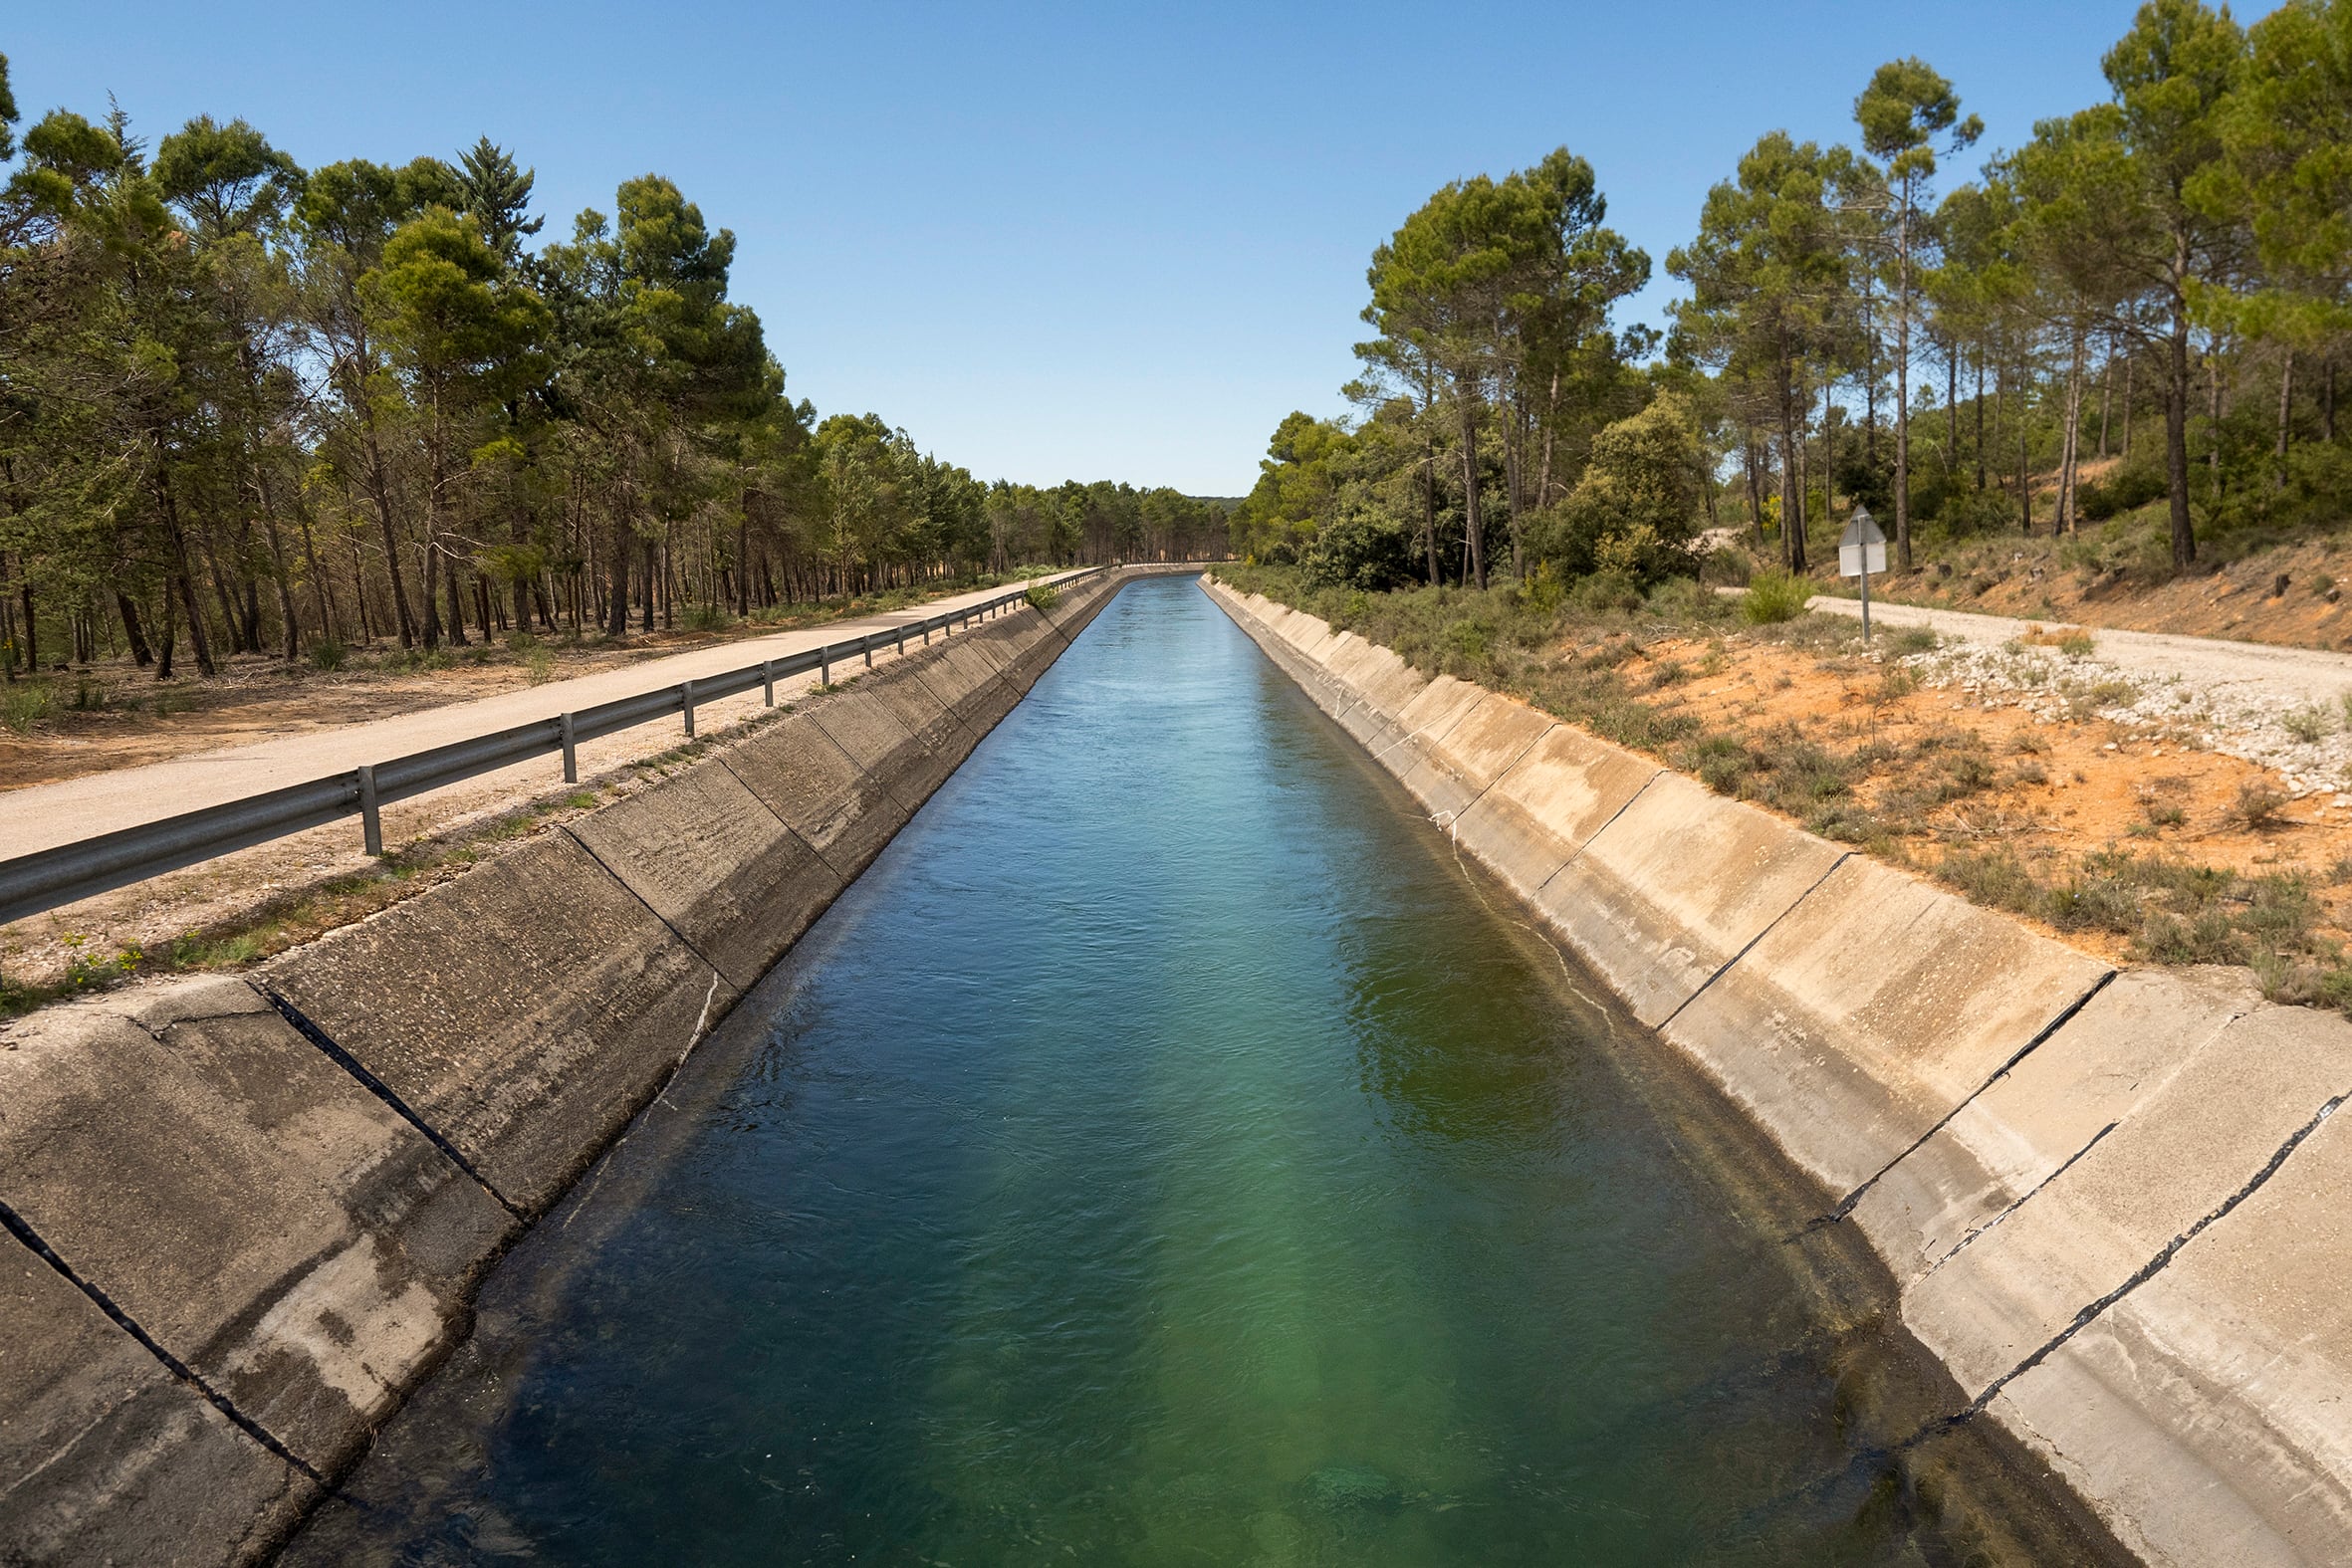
[
  {"left": 1203, "top": 577, "right": 2352, "bottom": 1568},
  {"left": 0, "top": 570, "right": 1151, "bottom": 1567}
]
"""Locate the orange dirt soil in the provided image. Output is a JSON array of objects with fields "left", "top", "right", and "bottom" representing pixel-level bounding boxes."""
[{"left": 1601, "top": 628, "right": 2352, "bottom": 966}]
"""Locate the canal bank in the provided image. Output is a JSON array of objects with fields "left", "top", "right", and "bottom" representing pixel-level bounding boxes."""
[
  {"left": 1205, "top": 575, "right": 2352, "bottom": 1568},
  {"left": 285, "top": 576, "right": 2118, "bottom": 1566},
  {"left": 0, "top": 568, "right": 1160, "bottom": 1566}
]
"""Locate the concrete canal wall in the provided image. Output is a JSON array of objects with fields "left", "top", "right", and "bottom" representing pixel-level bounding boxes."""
[
  {"left": 1204, "top": 576, "right": 2352, "bottom": 1568},
  {"left": 0, "top": 569, "right": 1161, "bottom": 1567}
]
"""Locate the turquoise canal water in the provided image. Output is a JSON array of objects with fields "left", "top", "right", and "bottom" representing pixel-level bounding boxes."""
[{"left": 294, "top": 576, "right": 2082, "bottom": 1566}]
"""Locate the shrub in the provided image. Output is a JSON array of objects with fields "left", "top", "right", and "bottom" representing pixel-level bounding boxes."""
[
  {"left": 1741, "top": 570, "right": 1811, "bottom": 624},
  {"left": 682, "top": 603, "right": 731, "bottom": 632},
  {"left": 1025, "top": 582, "right": 1061, "bottom": 611},
  {"left": 1569, "top": 569, "right": 1644, "bottom": 613},
  {"left": 1643, "top": 576, "right": 1719, "bottom": 620},
  {"left": 1699, "top": 545, "right": 1755, "bottom": 587},
  {"left": 1529, "top": 392, "right": 1706, "bottom": 584},
  {"left": 2, "top": 681, "right": 55, "bottom": 735},
  {"left": 309, "top": 638, "right": 348, "bottom": 672},
  {"left": 2079, "top": 463, "right": 2168, "bottom": 522},
  {"left": 1942, "top": 488, "right": 2019, "bottom": 536},
  {"left": 2231, "top": 782, "right": 2289, "bottom": 831},
  {"left": 1300, "top": 508, "right": 1416, "bottom": 592},
  {"left": 2283, "top": 705, "right": 2333, "bottom": 744}
]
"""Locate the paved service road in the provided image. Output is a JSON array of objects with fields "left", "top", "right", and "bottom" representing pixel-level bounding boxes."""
[{"left": 0, "top": 572, "right": 1087, "bottom": 860}]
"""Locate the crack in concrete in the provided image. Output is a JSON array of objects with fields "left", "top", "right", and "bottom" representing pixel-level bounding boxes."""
[
  {"left": 1957, "top": 1090, "right": 2345, "bottom": 1424},
  {"left": 1805, "top": 969, "right": 2119, "bottom": 1233},
  {"left": 0, "top": 1195, "right": 325, "bottom": 1485},
  {"left": 1922, "top": 1120, "right": 2121, "bottom": 1278}
]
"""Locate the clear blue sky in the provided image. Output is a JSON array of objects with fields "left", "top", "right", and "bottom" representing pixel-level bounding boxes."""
[{"left": 11, "top": 2, "right": 2178, "bottom": 495}]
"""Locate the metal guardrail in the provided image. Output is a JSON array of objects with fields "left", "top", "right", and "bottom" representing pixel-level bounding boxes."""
[{"left": 0, "top": 569, "right": 1112, "bottom": 926}]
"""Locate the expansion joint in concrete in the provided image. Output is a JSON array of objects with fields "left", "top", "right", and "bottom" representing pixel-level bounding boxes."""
[
  {"left": 0, "top": 1195, "right": 325, "bottom": 1485},
  {"left": 1957, "top": 1089, "right": 2347, "bottom": 1424},
  {"left": 1531, "top": 770, "right": 1667, "bottom": 900},
  {"left": 1654, "top": 850, "right": 1854, "bottom": 1037},
  {"left": 1432, "top": 722, "right": 1557, "bottom": 842},
  {"left": 1923, "top": 1121, "right": 2121, "bottom": 1278},
  {"left": 258, "top": 986, "right": 525, "bottom": 1223},
  {"left": 561, "top": 826, "right": 728, "bottom": 988},
  {"left": 1808, "top": 968, "right": 2119, "bottom": 1233}
]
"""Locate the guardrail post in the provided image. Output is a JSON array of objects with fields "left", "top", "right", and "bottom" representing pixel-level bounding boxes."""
[
  {"left": 356, "top": 765, "right": 383, "bottom": 858},
  {"left": 862, "top": 633, "right": 872, "bottom": 669},
  {"left": 761, "top": 661, "right": 774, "bottom": 706},
  {"left": 682, "top": 679, "right": 697, "bottom": 739},
  {"left": 560, "top": 712, "right": 578, "bottom": 784},
  {"left": 922, "top": 624, "right": 930, "bottom": 646},
  {"left": 896, "top": 627, "right": 905, "bottom": 654},
  {"left": 821, "top": 647, "right": 831, "bottom": 686}
]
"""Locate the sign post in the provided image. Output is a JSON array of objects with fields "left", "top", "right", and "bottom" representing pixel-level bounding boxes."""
[{"left": 1838, "top": 508, "right": 1888, "bottom": 643}]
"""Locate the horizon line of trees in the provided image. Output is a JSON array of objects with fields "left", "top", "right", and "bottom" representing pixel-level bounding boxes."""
[
  {"left": 1239, "top": 0, "right": 2352, "bottom": 598},
  {"left": 0, "top": 56, "right": 1229, "bottom": 681}
]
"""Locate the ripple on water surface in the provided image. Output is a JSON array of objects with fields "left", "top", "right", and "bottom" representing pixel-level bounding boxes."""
[{"left": 291, "top": 577, "right": 2093, "bottom": 1567}]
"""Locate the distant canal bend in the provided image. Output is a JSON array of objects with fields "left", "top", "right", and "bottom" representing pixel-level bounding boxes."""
[{"left": 290, "top": 574, "right": 2117, "bottom": 1566}]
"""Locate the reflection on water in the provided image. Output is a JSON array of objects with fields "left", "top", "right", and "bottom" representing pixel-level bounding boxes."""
[{"left": 292, "top": 576, "right": 2096, "bottom": 1566}]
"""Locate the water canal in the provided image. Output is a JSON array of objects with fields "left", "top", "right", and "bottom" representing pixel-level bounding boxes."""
[{"left": 290, "top": 575, "right": 2108, "bottom": 1566}]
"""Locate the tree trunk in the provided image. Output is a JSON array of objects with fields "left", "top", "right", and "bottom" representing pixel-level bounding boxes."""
[
  {"left": 1820, "top": 374, "right": 1836, "bottom": 529},
  {"left": 364, "top": 432, "right": 417, "bottom": 649},
  {"left": 1535, "top": 366, "right": 1560, "bottom": 508},
  {"left": 443, "top": 552, "right": 470, "bottom": 647},
  {"left": 115, "top": 591, "right": 153, "bottom": 667},
  {"left": 1777, "top": 369, "right": 1807, "bottom": 573},
  {"left": 2275, "top": 350, "right": 2294, "bottom": 489},
  {"left": 1457, "top": 395, "right": 1487, "bottom": 590},
  {"left": 1975, "top": 354, "right": 1988, "bottom": 492},
  {"left": 2017, "top": 354, "right": 2031, "bottom": 534},
  {"left": 419, "top": 538, "right": 442, "bottom": 649},
  {"left": 2209, "top": 345, "right": 2225, "bottom": 506},
  {"left": 2165, "top": 312, "right": 2198, "bottom": 567},
  {"left": 255, "top": 486, "right": 301, "bottom": 660},
  {"left": 156, "top": 474, "right": 217, "bottom": 677},
  {"left": 1744, "top": 438, "right": 1765, "bottom": 546},
  {"left": 1947, "top": 340, "right": 1960, "bottom": 472},
  {"left": 154, "top": 591, "right": 175, "bottom": 681},
  {"left": 1893, "top": 188, "right": 1913, "bottom": 570},
  {"left": 2059, "top": 327, "right": 2085, "bottom": 534},
  {"left": 2099, "top": 339, "right": 2114, "bottom": 460},
  {"left": 1424, "top": 437, "right": 1440, "bottom": 587}
]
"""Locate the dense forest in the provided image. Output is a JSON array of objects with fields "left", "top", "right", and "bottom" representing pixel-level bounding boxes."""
[
  {"left": 1236, "top": 0, "right": 2352, "bottom": 597},
  {"left": 0, "top": 58, "right": 1228, "bottom": 679}
]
